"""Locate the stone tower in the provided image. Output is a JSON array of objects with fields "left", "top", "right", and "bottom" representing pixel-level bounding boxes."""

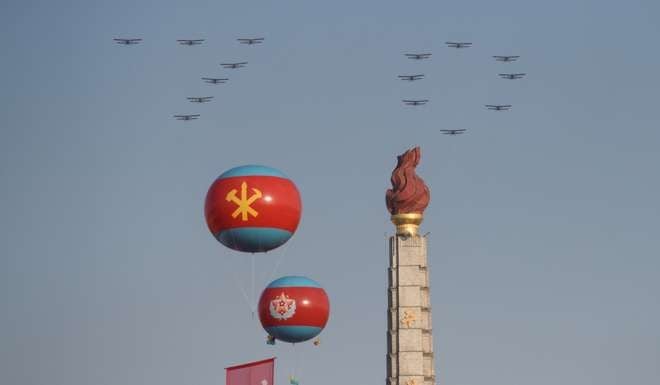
[{"left": 385, "top": 147, "right": 435, "bottom": 385}]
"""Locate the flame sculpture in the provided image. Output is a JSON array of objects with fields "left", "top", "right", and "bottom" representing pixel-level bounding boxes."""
[{"left": 386, "top": 147, "right": 430, "bottom": 235}]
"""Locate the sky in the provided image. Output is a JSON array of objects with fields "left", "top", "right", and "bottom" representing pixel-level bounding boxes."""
[{"left": 1, "top": 0, "right": 659, "bottom": 385}]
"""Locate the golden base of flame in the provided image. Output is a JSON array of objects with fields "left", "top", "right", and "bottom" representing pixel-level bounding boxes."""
[{"left": 390, "top": 213, "right": 424, "bottom": 236}]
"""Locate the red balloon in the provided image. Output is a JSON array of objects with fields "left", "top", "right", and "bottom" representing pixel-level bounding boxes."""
[
  {"left": 258, "top": 276, "right": 329, "bottom": 343},
  {"left": 205, "top": 165, "right": 302, "bottom": 253}
]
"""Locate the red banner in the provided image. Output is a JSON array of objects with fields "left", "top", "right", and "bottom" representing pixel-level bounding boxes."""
[{"left": 226, "top": 358, "right": 275, "bottom": 385}]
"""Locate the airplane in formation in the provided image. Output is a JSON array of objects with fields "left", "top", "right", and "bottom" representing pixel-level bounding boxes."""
[
  {"left": 398, "top": 74, "right": 425, "bottom": 81},
  {"left": 440, "top": 129, "right": 466, "bottom": 135},
  {"left": 187, "top": 96, "right": 214, "bottom": 103},
  {"left": 402, "top": 99, "right": 429, "bottom": 106},
  {"left": 446, "top": 41, "right": 472, "bottom": 48},
  {"left": 174, "top": 114, "right": 200, "bottom": 121},
  {"left": 202, "top": 77, "right": 228, "bottom": 84},
  {"left": 177, "top": 39, "right": 205, "bottom": 46},
  {"left": 237, "top": 38, "right": 264, "bottom": 45},
  {"left": 485, "top": 104, "right": 512, "bottom": 111},
  {"left": 493, "top": 55, "right": 519, "bottom": 62},
  {"left": 221, "top": 62, "right": 247, "bottom": 69},
  {"left": 499, "top": 73, "right": 526, "bottom": 79},
  {"left": 114, "top": 38, "right": 142, "bottom": 45},
  {"left": 404, "top": 53, "right": 432, "bottom": 60}
]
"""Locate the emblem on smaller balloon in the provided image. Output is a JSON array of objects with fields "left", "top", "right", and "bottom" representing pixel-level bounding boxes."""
[{"left": 269, "top": 292, "right": 297, "bottom": 320}]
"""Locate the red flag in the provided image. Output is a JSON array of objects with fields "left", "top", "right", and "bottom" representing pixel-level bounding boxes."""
[{"left": 226, "top": 358, "right": 275, "bottom": 385}]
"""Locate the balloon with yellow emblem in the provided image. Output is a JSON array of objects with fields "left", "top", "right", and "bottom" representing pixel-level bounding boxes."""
[{"left": 205, "top": 165, "right": 302, "bottom": 253}]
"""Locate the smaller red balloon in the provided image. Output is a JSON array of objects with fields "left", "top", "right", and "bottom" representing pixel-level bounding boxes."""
[{"left": 258, "top": 276, "right": 329, "bottom": 343}]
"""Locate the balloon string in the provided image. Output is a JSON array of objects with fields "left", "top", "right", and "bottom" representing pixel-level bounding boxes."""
[
  {"left": 251, "top": 253, "right": 256, "bottom": 318},
  {"left": 265, "top": 238, "right": 290, "bottom": 285},
  {"left": 297, "top": 344, "right": 305, "bottom": 383},
  {"left": 292, "top": 343, "right": 298, "bottom": 383},
  {"left": 229, "top": 256, "right": 253, "bottom": 317}
]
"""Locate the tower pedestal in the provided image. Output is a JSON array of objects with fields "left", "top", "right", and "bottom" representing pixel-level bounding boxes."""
[{"left": 387, "top": 234, "right": 435, "bottom": 385}]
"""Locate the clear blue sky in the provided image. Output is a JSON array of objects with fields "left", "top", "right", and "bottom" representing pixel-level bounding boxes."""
[{"left": 2, "top": 1, "right": 659, "bottom": 385}]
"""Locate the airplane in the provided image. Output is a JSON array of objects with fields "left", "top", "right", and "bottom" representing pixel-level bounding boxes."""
[
  {"left": 237, "top": 38, "right": 264, "bottom": 45},
  {"left": 398, "top": 74, "right": 425, "bottom": 81},
  {"left": 174, "top": 114, "right": 200, "bottom": 121},
  {"left": 445, "top": 41, "right": 472, "bottom": 48},
  {"left": 493, "top": 55, "right": 519, "bottom": 62},
  {"left": 177, "top": 39, "right": 204, "bottom": 45},
  {"left": 440, "top": 129, "right": 466, "bottom": 135},
  {"left": 404, "top": 53, "right": 432, "bottom": 60},
  {"left": 187, "top": 96, "right": 214, "bottom": 103},
  {"left": 402, "top": 99, "right": 429, "bottom": 106},
  {"left": 221, "top": 62, "right": 247, "bottom": 69},
  {"left": 499, "top": 73, "right": 526, "bottom": 79},
  {"left": 202, "top": 77, "right": 228, "bottom": 84},
  {"left": 485, "top": 104, "right": 512, "bottom": 111},
  {"left": 114, "top": 38, "right": 142, "bottom": 45}
]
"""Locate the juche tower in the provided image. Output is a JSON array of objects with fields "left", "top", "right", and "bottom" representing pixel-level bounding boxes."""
[{"left": 385, "top": 147, "right": 435, "bottom": 385}]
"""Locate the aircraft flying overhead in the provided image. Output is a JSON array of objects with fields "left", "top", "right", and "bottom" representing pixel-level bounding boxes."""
[
  {"left": 187, "top": 96, "right": 214, "bottom": 103},
  {"left": 237, "top": 38, "right": 264, "bottom": 45},
  {"left": 493, "top": 55, "right": 519, "bottom": 62},
  {"left": 445, "top": 41, "right": 472, "bottom": 48},
  {"left": 485, "top": 104, "right": 512, "bottom": 111},
  {"left": 114, "top": 38, "right": 142, "bottom": 45},
  {"left": 174, "top": 114, "right": 200, "bottom": 121},
  {"left": 202, "top": 77, "right": 228, "bottom": 84},
  {"left": 499, "top": 73, "right": 526, "bottom": 79},
  {"left": 177, "top": 39, "right": 205, "bottom": 45},
  {"left": 398, "top": 74, "right": 425, "bottom": 81},
  {"left": 402, "top": 99, "right": 429, "bottom": 106},
  {"left": 404, "top": 53, "right": 432, "bottom": 60},
  {"left": 221, "top": 62, "right": 247, "bottom": 69},
  {"left": 440, "top": 129, "right": 466, "bottom": 135}
]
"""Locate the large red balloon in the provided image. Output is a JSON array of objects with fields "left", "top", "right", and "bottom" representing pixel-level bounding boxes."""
[{"left": 205, "top": 165, "right": 302, "bottom": 253}]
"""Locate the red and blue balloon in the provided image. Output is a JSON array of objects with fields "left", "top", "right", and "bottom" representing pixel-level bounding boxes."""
[
  {"left": 258, "top": 276, "right": 330, "bottom": 343},
  {"left": 205, "top": 165, "right": 302, "bottom": 253}
]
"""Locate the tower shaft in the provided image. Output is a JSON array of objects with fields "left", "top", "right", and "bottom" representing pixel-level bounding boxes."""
[{"left": 387, "top": 234, "right": 435, "bottom": 385}]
